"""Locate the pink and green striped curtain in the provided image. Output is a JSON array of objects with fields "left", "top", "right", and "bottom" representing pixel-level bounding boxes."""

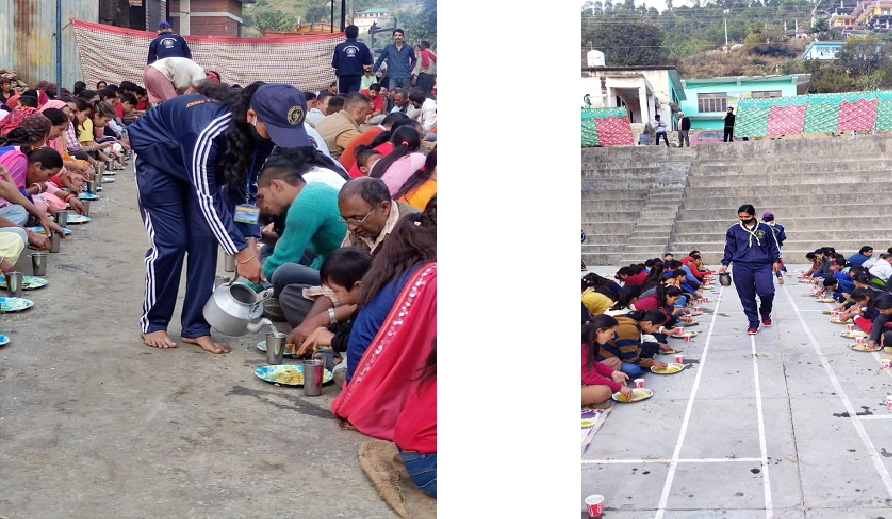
[
  {"left": 736, "top": 91, "right": 892, "bottom": 137},
  {"left": 582, "top": 107, "right": 634, "bottom": 146}
]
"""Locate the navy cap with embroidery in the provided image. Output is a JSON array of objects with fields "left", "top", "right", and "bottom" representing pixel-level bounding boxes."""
[
  {"left": 250, "top": 84, "right": 311, "bottom": 148},
  {"left": 159, "top": 20, "right": 171, "bottom": 29}
]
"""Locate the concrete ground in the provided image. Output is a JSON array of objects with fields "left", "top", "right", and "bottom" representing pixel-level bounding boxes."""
[
  {"left": 582, "top": 265, "right": 892, "bottom": 518},
  {"left": 0, "top": 165, "right": 399, "bottom": 518}
]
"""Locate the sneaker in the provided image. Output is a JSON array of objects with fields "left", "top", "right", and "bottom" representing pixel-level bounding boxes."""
[
  {"left": 761, "top": 316, "right": 772, "bottom": 326},
  {"left": 747, "top": 327, "right": 758, "bottom": 335}
]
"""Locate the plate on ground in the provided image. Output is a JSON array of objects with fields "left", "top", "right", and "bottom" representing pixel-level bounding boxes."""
[
  {"left": 822, "top": 310, "right": 833, "bottom": 315},
  {"left": 849, "top": 343, "right": 880, "bottom": 352},
  {"left": 612, "top": 388, "right": 654, "bottom": 403},
  {"left": 27, "top": 226, "right": 71, "bottom": 236},
  {"left": 0, "top": 297, "right": 34, "bottom": 312},
  {"left": 660, "top": 347, "right": 683, "bottom": 354},
  {"left": 841, "top": 330, "right": 868, "bottom": 338},
  {"left": 651, "top": 363, "right": 685, "bottom": 374},
  {"left": 689, "top": 311, "right": 703, "bottom": 316},
  {"left": 255, "top": 340, "right": 299, "bottom": 357},
  {"left": 0, "top": 276, "right": 47, "bottom": 290},
  {"left": 670, "top": 331, "right": 698, "bottom": 339},
  {"left": 78, "top": 193, "right": 99, "bottom": 201},
  {"left": 680, "top": 321, "right": 700, "bottom": 326},
  {"left": 66, "top": 214, "right": 91, "bottom": 224},
  {"left": 102, "top": 177, "right": 115, "bottom": 182},
  {"left": 816, "top": 298, "right": 835, "bottom": 303},
  {"left": 254, "top": 364, "right": 333, "bottom": 387},
  {"left": 830, "top": 318, "right": 853, "bottom": 324},
  {"left": 0, "top": 334, "right": 9, "bottom": 346},
  {"left": 799, "top": 279, "right": 811, "bottom": 283}
]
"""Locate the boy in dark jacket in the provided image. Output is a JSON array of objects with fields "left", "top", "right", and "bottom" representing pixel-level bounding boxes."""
[{"left": 296, "top": 248, "right": 373, "bottom": 369}]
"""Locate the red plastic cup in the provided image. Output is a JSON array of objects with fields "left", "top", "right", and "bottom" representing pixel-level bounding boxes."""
[
  {"left": 675, "top": 354, "right": 684, "bottom": 364},
  {"left": 856, "top": 337, "right": 864, "bottom": 344},
  {"left": 634, "top": 379, "right": 644, "bottom": 389},
  {"left": 676, "top": 327, "right": 685, "bottom": 336},
  {"left": 882, "top": 359, "right": 890, "bottom": 369},
  {"left": 703, "top": 297, "right": 709, "bottom": 302},
  {"left": 694, "top": 306, "right": 701, "bottom": 312},
  {"left": 887, "top": 396, "right": 892, "bottom": 410},
  {"left": 585, "top": 495, "right": 605, "bottom": 518},
  {"left": 685, "top": 335, "right": 691, "bottom": 343},
  {"left": 848, "top": 324, "right": 855, "bottom": 331},
  {"left": 831, "top": 311, "right": 839, "bottom": 318}
]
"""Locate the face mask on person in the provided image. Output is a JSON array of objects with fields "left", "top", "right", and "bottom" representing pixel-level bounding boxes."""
[{"left": 740, "top": 218, "right": 755, "bottom": 225}]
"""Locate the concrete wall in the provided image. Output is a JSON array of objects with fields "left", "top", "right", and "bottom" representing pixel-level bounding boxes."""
[{"left": 0, "top": 0, "right": 98, "bottom": 90}]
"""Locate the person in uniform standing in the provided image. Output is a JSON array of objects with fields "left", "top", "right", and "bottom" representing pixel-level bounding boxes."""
[
  {"left": 332, "top": 25, "right": 373, "bottom": 95},
  {"left": 128, "top": 82, "right": 314, "bottom": 353},
  {"left": 718, "top": 204, "right": 783, "bottom": 335},
  {"left": 147, "top": 20, "right": 192, "bottom": 64}
]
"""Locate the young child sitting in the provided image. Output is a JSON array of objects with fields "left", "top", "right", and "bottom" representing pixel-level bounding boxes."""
[{"left": 295, "top": 248, "right": 373, "bottom": 370}]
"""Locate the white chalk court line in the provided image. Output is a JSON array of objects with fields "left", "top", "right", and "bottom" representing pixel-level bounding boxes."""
[
  {"left": 782, "top": 285, "right": 892, "bottom": 499},
  {"left": 750, "top": 334, "right": 773, "bottom": 519},
  {"left": 856, "top": 414, "right": 892, "bottom": 420},
  {"left": 653, "top": 286, "right": 725, "bottom": 519},
  {"left": 583, "top": 457, "right": 762, "bottom": 464}
]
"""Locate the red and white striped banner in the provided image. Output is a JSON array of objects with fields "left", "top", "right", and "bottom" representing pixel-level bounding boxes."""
[{"left": 71, "top": 19, "right": 342, "bottom": 93}]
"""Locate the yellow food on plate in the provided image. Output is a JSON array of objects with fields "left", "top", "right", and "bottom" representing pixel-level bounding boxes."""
[
  {"left": 272, "top": 368, "right": 304, "bottom": 385},
  {"left": 652, "top": 364, "right": 682, "bottom": 374}
]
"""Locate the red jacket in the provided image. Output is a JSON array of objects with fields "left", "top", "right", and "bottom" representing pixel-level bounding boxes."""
[{"left": 581, "top": 343, "right": 622, "bottom": 392}]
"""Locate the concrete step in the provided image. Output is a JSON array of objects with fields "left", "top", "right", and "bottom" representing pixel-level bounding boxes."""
[
  {"left": 677, "top": 203, "right": 892, "bottom": 220},
  {"left": 687, "top": 171, "right": 880, "bottom": 188},
  {"left": 674, "top": 218, "right": 892, "bottom": 234},
  {"left": 627, "top": 236, "right": 670, "bottom": 246},
  {"left": 582, "top": 222, "right": 635, "bottom": 234},
  {"left": 690, "top": 159, "right": 892, "bottom": 176},
  {"left": 678, "top": 186, "right": 892, "bottom": 208},
  {"left": 582, "top": 252, "right": 625, "bottom": 265},
  {"left": 579, "top": 211, "right": 642, "bottom": 221},
  {"left": 582, "top": 244, "right": 629, "bottom": 254},
  {"left": 581, "top": 190, "right": 648, "bottom": 200},
  {"left": 582, "top": 234, "right": 633, "bottom": 245},
  {"left": 684, "top": 180, "right": 887, "bottom": 198}
]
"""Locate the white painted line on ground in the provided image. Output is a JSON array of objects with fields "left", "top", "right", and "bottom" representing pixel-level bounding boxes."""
[
  {"left": 583, "top": 457, "right": 762, "bottom": 464},
  {"left": 654, "top": 286, "right": 725, "bottom": 519},
  {"left": 782, "top": 286, "right": 892, "bottom": 499},
  {"left": 856, "top": 414, "right": 892, "bottom": 420},
  {"left": 750, "top": 335, "right": 773, "bottom": 519}
]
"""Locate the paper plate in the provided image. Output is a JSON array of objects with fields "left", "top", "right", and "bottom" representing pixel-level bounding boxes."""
[
  {"left": 0, "top": 334, "right": 9, "bottom": 346},
  {"left": 651, "top": 363, "right": 685, "bottom": 374},
  {"left": 670, "top": 331, "right": 698, "bottom": 339},
  {"left": 689, "top": 311, "right": 703, "bottom": 316},
  {"left": 102, "top": 177, "right": 115, "bottom": 182},
  {"left": 849, "top": 343, "right": 881, "bottom": 352},
  {"left": 681, "top": 321, "right": 700, "bottom": 326},
  {"left": 799, "top": 279, "right": 811, "bottom": 283},
  {"left": 660, "top": 347, "right": 683, "bottom": 354},
  {"left": 612, "top": 388, "right": 654, "bottom": 403},
  {"left": 830, "top": 318, "right": 853, "bottom": 325},
  {"left": 27, "top": 226, "right": 71, "bottom": 236},
  {"left": 66, "top": 214, "right": 92, "bottom": 224},
  {"left": 254, "top": 364, "right": 333, "bottom": 387},
  {"left": 822, "top": 310, "right": 833, "bottom": 315},
  {"left": 78, "top": 193, "right": 99, "bottom": 201},
  {"left": 840, "top": 330, "right": 868, "bottom": 338},
  {"left": 0, "top": 276, "right": 47, "bottom": 290},
  {"left": 255, "top": 340, "right": 299, "bottom": 357},
  {"left": 816, "top": 298, "right": 835, "bottom": 303},
  {"left": 0, "top": 297, "right": 34, "bottom": 312}
]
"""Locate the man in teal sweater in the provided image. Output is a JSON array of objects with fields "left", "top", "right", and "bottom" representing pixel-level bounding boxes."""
[{"left": 256, "top": 159, "right": 347, "bottom": 296}]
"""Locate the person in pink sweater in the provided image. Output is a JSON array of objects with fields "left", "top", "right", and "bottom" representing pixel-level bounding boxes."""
[{"left": 582, "top": 314, "right": 633, "bottom": 405}]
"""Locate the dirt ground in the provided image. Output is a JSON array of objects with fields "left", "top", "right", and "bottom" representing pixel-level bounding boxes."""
[{"left": 0, "top": 164, "right": 403, "bottom": 518}]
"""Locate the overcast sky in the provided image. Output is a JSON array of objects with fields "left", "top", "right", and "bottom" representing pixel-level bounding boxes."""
[{"left": 583, "top": 0, "right": 697, "bottom": 14}]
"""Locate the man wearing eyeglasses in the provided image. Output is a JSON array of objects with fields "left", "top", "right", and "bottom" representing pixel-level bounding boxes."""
[{"left": 337, "top": 177, "right": 418, "bottom": 254}]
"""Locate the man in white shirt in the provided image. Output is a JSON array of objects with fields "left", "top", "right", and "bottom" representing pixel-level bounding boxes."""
[
  {"left": 869, "top": 253, "right": 892, "bottom": 283},
  {"left": 142, "top": 57, "right": 205, "bottom": 104},
  {"left": 408, "top": 89, "right": 437, "bottom": 133},
  {"left": 306, "top": 92, "right": 332, "bottom": 128},
  {"left": 653, "top": 114, "right": 669, "bottom": 147}
]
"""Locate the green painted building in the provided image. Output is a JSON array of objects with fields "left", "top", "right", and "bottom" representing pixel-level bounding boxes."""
[{"left": 679, "top": 74, "right": 811, "bottom": 130}]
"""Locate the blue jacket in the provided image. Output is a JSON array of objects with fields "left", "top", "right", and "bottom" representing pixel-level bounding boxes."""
[
  {"left": 766, "top": 222, "right": 786, "bottom": 247},
  {"left": 721, "top": 221, "right": 782, "bottom": 266},
  {"left": 147, "top": 33, "right": 192, "bottom": 63},
  {"left": 373, "top": 43, "right": 416, "bottom": 79},
  {"left": 332, "top": 38, "right": 373, "bottom": 77},
  {"left": 128, "top": 94, "right": 270, "bottom": 255},
  {"left": 848, "top": 252, "right": 871, "bottom": 266}
]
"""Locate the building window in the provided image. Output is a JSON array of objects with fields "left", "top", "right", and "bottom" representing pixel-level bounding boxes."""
[
  {"left": 698, "top": 92, "right": 727, "bottom": 113},
  {"left": 750, "top": 90, "right": 783, "bottom": 98}
]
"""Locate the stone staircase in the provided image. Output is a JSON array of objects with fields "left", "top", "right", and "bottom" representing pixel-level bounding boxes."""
[{"left": 581, "top": 134, "right": 892, "bottom": 266}]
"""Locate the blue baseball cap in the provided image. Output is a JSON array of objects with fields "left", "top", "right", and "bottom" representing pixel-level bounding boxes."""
[
  {"left": 250, "top": 84, "right": 311, "bottom": 148},
  {"left": 159, "top": 20, "right": 171, "bottom": 29}
]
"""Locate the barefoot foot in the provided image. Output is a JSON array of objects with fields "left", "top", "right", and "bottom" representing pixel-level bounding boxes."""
[
  {"left": 143, "top": 330, "right": 178, "bottom": 349},
  {"left": 183, "top": 335, "right": 230, "bottom": 354}
]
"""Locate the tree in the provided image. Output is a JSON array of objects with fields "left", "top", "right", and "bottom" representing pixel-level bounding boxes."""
[
  {"left": 604, "top": 0, "right": 614, "bottom": 13},
  {"left": 253, "top": 7, "right": 294, "bottom": 31},
  {"left": 582, "top": 16, "right": 670, "bottom": 66},
  {"left": 837, "top": 35, "right": 887, "bottom": 76}
]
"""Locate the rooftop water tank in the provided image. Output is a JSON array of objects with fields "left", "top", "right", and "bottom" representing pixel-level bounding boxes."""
[{"left": 587, "top": 50, "right": 605, "bottom": 67}]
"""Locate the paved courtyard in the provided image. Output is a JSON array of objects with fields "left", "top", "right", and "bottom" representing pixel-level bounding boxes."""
[
  {"left": 0, "top": 165, "right": 399, "bottom": 518},
  {"left": 582, "top": 266, "right": 892, "bottom": 518}
]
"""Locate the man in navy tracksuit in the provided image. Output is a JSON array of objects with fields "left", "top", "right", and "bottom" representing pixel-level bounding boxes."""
[
  {"left": 762, "top": 212, "right": 787, "bottom": 283},
  {"left": 332, "top": 25, "right": 373, "bottom": 94},
  {"left": 129, "top": 84, "right": 311, "bottom": 353},
  {"left": 718, "top": 204, "right": 783, "bottom": 335},
  {"left": 147, "top": 21, "right": 192, "bottom": 64}
]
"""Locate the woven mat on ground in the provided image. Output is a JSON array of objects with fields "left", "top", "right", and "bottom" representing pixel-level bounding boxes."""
[
  {"left": 358, "top": 440, "right": 437, "bottom": 519},
  {"left": 581, "top": 405, "right": 613, "bottom": 454}
]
